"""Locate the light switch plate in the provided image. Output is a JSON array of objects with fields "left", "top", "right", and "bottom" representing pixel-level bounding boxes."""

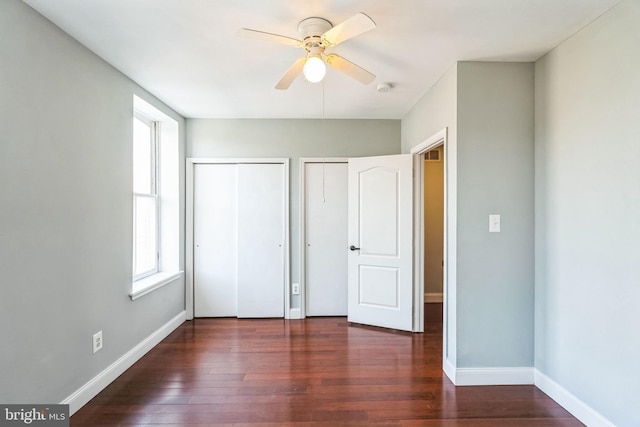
[{"left": 489, "top": 214, "right": 501, "bottom": 233}]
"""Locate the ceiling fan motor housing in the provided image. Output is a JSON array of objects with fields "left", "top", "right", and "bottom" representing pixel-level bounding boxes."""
[
  {"left": 238, "top": 13, "right": 375, "bottom": 89},
  {"left": 298, "top": 17, "right": 332, "bottom": 51}
]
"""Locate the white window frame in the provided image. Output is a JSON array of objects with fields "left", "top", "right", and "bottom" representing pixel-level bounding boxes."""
[
  {"left": 132, "top": 113, "right": 160, "bottom": 281},
  {"left": 131, "top": 95, "right": 183, "bottom": 300}
]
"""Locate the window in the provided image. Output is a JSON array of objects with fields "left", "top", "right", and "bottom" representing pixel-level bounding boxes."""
[
  {"left": 131, "top": 95, "right": 182, "bottom": 300},
  {"left": 133, "top": 114, "right": 158, "bottom": 280}
]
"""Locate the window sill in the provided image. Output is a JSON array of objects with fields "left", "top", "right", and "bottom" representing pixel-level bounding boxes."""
[{"left": 130, "top": 271, "right": 183, "bottom": 301}]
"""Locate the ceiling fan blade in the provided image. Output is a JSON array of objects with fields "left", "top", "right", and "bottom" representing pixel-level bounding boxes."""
[
  {"left": 237, "top": 28, "right": 302, "bottom": 47},
  {"left": 325, "top": 54, "right": 375, "bottom": 85},
  {"left": 321, "top": 12, "right": 376, "bottom": 47},
  {"left": 275, "top": 57, "right": 306, "bottom": 90}
]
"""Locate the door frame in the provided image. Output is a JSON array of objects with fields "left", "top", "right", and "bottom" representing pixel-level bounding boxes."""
[
  {"left": 410, "top": 128, "right": 454, "bottom": 373},
  {"left": 298, "top": 157, "right": 348, "bottom": 319},
  {"left": 185, "top": 158, "right": 290, "bottom": 320}
]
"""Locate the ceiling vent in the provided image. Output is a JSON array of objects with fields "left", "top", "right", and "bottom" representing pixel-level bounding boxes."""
[{"left": 425, "top": 149, "right": 441, "bottom": 162}]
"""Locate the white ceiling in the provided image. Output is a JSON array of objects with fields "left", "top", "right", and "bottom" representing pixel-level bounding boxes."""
[{"left": 23, "top": 0, "right": 621, "bottom": 119}]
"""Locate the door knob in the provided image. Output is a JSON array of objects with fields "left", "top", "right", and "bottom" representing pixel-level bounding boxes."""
[{"left": 350, "top": 245, "right": 360, "bottom": 251}]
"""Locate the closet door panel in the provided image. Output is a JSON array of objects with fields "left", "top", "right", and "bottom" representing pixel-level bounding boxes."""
[
  {"left": 236, "top": 163, "right": 285, "bottom": 318},
  {"left": 193, "top": 164, "right": 238, "bottom": 317},
  {"left": 305, "top": 162, "right": 348, "bottom": 316}
]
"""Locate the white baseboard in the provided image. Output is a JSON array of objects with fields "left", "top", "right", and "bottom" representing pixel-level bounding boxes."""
[
  {"left": 61, "top": 311, "right": 186, "bottom": 415},
  {"left": 442, "top": 359, "right": 532, "bottom": 385},
  {"left": 288, "top": 308, "right": 302, "bottom": 319},
  {"left": 425, "top": 292, "right": 443, "bottom": 303},
  {"left": 443, "top": 358, "right": 456, "bottom": 383},
  {"left": 448, "top": 366, "right": 534, "bottom": 386},
  {"left": 534, "top": 369, "right": 615, "bottom": 427},
  {"left": 442, "top": 365, "right": 614, "bottom": 425}
]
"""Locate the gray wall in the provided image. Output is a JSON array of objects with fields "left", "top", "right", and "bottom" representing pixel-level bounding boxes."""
[
  {"left": 401, "top": 64, "right": 458, "bottom": 153},
  {"left": 535, "top": 1, "right": 640, "bottom": 425},
  {"left": 401, "top": 62, "right": 534, "bottom": 369},
  {"left": 401, "top": 65, "right": 459, "bottom": 363},
  {"left": 0, "top": 0, "right": 185, "bottom": 404},
  {"left": 187, "top": 118, "right": 401, "bottom": 307},
  {"left": 456, "top": 62, "right": 534, "bottom": 367},
  {"left": 5, "top": 0, "right": 637, "bottom": 423}
]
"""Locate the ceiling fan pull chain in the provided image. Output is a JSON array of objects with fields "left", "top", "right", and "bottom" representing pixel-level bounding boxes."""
[{"left": 322, "top": 79, "right": 326, "bottom": 204}]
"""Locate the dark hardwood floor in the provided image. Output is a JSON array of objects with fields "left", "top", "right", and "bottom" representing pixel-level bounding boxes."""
[{"left": 71, "top": 304, "right": 583, "bottom": 426}]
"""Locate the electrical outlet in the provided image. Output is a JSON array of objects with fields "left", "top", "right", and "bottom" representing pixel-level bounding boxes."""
[
  {"left": 292, "top": 283, "right": 300, "bottom": 295},
  {"left": 93, "top": 331, "right": 103, "bottom": 354}
]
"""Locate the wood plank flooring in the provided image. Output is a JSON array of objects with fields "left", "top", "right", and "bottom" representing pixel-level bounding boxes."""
[{"left": 71, "top": 304, "right": 583, "bottom": 426}]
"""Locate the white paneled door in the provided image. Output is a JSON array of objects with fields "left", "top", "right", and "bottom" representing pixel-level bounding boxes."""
[
  {"left": 347, "top": 154, "right": 413, "bottom": 331},
  {"left": 305, "top": 162, "right": 348, "bottom": 316},
  {"left": 193, "top": 162, "right": 285, "bottom": 318}
]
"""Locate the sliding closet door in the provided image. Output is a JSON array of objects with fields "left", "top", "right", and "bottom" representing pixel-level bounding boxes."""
[
  {"left": 193, "top": 164, "right": 238, "bottom": 317},
  {"left": 237, "top": 163, "right": 285, "bottom": 318},
  {"left": 193, "top": 162, "right": 286, "bottom": 318}
]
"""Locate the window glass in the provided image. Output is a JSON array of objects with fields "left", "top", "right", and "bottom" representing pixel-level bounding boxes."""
[
  {"left": 133, "top": 117, "right": 152, "bottom": 194},
  {"left": 134, "top": 195, "right": 157, "bottom": 276}
]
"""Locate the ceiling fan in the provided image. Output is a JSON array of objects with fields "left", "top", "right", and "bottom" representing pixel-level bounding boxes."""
[{"left": 238, "top": 12, "right": 377, "bottom": 90}]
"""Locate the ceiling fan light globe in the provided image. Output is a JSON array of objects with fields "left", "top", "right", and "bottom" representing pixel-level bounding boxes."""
[{"left": 303, "top": 56, "right": 326, "bottom": 83}]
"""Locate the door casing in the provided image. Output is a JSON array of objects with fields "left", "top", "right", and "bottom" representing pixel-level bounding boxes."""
[{"left": 410, "top": 128, "right": 453, "bottom": 378}]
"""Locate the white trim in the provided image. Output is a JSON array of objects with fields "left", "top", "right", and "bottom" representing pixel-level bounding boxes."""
[
  {"left": 185, "top": 160, "right": 194, "bottom": 319},
  {"left": 412, "top": 155, "right": 425, "bottom": 332},
  {"left": 534, "top": 370, "right": 616, "bottom": 427},
  {"left": 411, "top": 127, "right": 449, "bottom": 337},
  {"left": 454, "top": 367, "right": 534, "bottom": 386},
  {"left": 299, "top": 158, "right": 349, "bottom": 319},
  {"left": 188, "top": 157, "right": 289, "bottom": 164},
  {"left": 410, "top": 129, "right": 448, "bottom": 155},
  {"left": 289, "top": 308, "right": 302, "bottom": 319},
  {"left": 62, "top": 311, "right": 186, "bottom": 415},
  {"left": 442, "top": 360, "right": 614, "bottom": 426},
  {"left": 282, "top": 160, "right": 291, "bottom": 318},
  {"left": 444, "top": 129, "right": 457, "bottom": 367},
  {"left": 185, "top": 158, "right": 290, "bottom": 320},
  {"left": 424, "top": 292, "right": 443, "bottom": 303},
  {"left": 443, "top": 358, "right": 457, "bottom": 383},
  {"left": 130, "top": 271, "right": 183, "bottom": 300}
]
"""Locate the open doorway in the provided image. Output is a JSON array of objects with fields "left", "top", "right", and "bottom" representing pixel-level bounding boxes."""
[
  {"left": 424, "top": 145, "right": 444, "bottom": 304},
  {"left": 411, "top": 128, "right": 451, "bottom": 373},
  {"left": 423, "top": 145, "right": 444, "bottom": 344}
]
